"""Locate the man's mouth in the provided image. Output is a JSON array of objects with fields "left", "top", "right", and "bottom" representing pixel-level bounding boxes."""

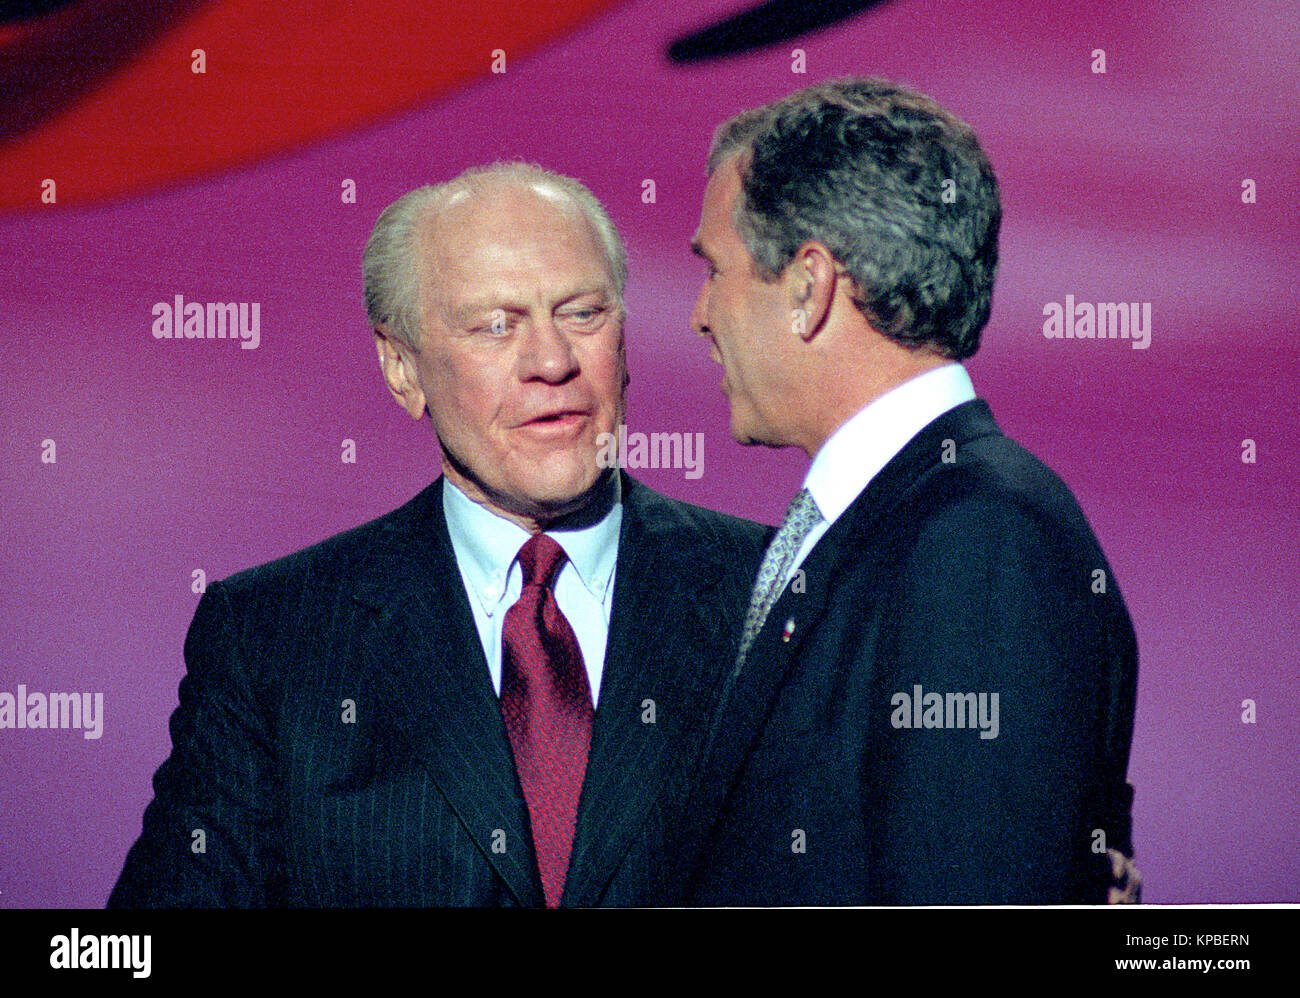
[
  {"left": 525, "top": 408, "right": 586, "bottom": 423},
  {"left": 516, "top": 410, "right": 591, "bottom": 434}
]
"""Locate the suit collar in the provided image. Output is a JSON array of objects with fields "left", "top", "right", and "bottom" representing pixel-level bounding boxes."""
[
  {"left": 752, "top": 399, "right": 1003, "bottom": 662},
  {"left": 803, "top": 363, "right": 976, "bottom": 527},
  {"left": 832, "top": 398, "right": 1002, "bottom": 548},
  {"left": 562, "top": 474, "right": 733, "bottom": 905},
  {"left": 350, "top": 479, "right": 544, "bottom": 907},
  {"left": 347, "top": 475, "right": 740, "bottom": 907}
]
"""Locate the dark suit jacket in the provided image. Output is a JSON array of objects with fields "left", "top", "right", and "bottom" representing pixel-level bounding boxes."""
[
  {"left": 676, "top": 400, "right": 1139, "bottom": 905},
  {"left": 108, "top": 474, "right": 766, "bottom": 907}
]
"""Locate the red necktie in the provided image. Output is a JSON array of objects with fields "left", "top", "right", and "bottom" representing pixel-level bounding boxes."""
[{"left": 500, "top": 534, "right": 594, "bottom": 907}]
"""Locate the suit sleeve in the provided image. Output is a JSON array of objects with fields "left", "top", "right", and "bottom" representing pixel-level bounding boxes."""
[
  {"left": 108, "top": 582, "right": 283, "bottom": 907},
  {"left": 865, "top": 490, "right": 1132, "bottom": 903}
]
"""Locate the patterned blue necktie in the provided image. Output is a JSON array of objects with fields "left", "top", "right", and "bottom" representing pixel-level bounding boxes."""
[{"left": 736, "top": 487, "right": 823, "bottom": 666}]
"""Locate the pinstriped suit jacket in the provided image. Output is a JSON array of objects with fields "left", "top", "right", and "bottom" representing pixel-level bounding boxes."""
[{"left": 107, "top": 474, "right": 767, "bottom": 907}]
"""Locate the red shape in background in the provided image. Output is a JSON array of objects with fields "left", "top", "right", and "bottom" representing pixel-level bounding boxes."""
[{"left": 0, "top": 0, "right": 621, "bottom": 210}]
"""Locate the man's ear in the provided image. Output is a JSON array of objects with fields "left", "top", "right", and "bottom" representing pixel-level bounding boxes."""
[
  {"left": 374, "top": 327, "right": 427, "bottom": 420},
  {"left": 788, "top": 241, "right": 838, "bottom": 342}
]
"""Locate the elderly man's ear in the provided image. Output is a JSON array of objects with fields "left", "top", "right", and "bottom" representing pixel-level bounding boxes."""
[{"left": 374, "top": 327, "right": 427, "bottom": 420}]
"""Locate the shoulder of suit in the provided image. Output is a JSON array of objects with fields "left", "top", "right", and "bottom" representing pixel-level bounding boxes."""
[
  {"left": 213, "top": 481, "right": 438, "bottom": 600},
  {"left": 622, "top": 476, "right": 768, "bottom": 554},
  {"left": 906, "top": 430, "right": 1107, "bottom": 562}
]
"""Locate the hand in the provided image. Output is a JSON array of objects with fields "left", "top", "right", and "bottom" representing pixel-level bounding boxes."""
[{"left": 1106, "top": 848, "right": 1141, "bottom": 904}]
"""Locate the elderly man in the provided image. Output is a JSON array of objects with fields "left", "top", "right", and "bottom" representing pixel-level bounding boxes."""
[
  {"left": 675, "top": 79, "right": 1140, "bottom": 904},
  {"left": 108, "top": 163, "right": 766, "bottom": 907}
]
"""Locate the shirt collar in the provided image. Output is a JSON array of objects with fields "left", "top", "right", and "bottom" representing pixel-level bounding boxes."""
[
  {"left": 803, "top": 363, "right": 976, "bottom": 527},
  {"left": 442, "top": 475, "right": 622, "bottom": 615}
]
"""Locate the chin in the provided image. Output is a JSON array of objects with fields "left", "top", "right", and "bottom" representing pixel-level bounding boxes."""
[
  {"left": 731, "top": 415, "right": 780, "bottom": 449},
  {"left": 520, "top": 457, "right": 602, "bottom": 510},
  {"left": 729, "top": 412, "right": 759, "bottom": 446}
]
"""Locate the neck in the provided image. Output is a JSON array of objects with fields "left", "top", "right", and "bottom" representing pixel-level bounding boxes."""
[
  {"left": 796, "top": 349, "right": 953, "bottom": 458},
  {"left": 442, "top": 462, "right": 618, "bottom": 535}
]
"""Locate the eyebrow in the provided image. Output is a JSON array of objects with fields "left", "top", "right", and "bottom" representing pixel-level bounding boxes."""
[
  {"left": 557, "top": 285, "right": 615, "bottom": 304},
  {"left": 450, "top": 286, "right": 614, "bottom": 321}
]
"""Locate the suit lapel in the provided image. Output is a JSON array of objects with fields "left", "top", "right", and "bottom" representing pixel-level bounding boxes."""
[
  {"left": 677, "top": 401, "right": 1005, "bottom": 892},
  {"left": 351, "top": 479, "right": 542, "bottom": 907},
  {"left": 561, "top": 476, "right": 735, "bottom": 906}
]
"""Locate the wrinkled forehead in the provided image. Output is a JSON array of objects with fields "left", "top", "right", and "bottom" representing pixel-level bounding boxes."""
[
  {"left": 416, "top": 182, "right": 615, "bottom": 310},
  {"left": 440, "top": 178, "right": 577, "bottom": 224},
  {"left": 427, "top": 180, "right": 595, "bottom": 257}
]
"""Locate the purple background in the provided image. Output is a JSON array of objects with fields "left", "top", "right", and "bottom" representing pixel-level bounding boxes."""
[{"left": 2, "top": 0, "right": 1297, "bottom": 906}]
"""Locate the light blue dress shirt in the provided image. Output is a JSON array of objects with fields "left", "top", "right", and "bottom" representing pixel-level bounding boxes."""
[{"left": 442, "top": 477, "right": 622, "bottom": 707}]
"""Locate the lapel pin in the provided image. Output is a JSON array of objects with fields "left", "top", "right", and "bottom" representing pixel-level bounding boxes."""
[{"left": 782, "top": 618, "right": 796, "bottom": 642}]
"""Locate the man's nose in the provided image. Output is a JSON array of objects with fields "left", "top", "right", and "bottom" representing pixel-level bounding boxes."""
[
  {"left": 519, "top": 313, "right": 579, "bottom": 382},
  {"left": 689, "top": 284, "right": 710, "bottom": 337}
]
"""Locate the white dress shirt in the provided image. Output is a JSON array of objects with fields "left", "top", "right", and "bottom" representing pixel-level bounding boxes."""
[
  {"left": 784, "top": 363, "right": 977, "bottom": 584},
  {"left": 442, "top": 477, "right": 622, "bottom": 706}
]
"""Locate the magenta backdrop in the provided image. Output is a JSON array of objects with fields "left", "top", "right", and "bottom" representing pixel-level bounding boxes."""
[{"left": 2, "top": 0, "right": 1298, "bottom": 906}]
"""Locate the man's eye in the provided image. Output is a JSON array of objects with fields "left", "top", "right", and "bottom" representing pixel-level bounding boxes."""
[
  {"left": 562, "top": 307, "right": 604, "bottom": 323},
  {"left": 480, "top": 310, "right": 512, "bottom": 335}
]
